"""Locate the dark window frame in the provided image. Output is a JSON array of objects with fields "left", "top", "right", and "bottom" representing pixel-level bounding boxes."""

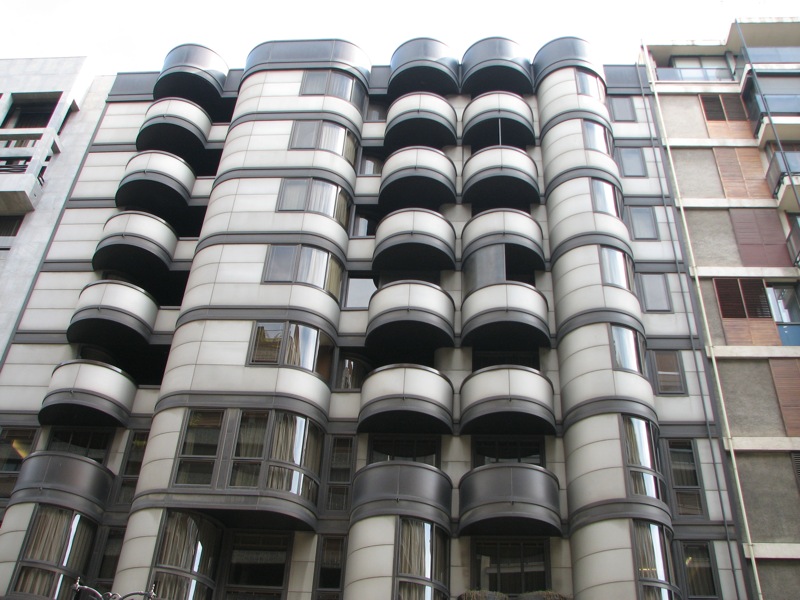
[
  {"left": 289, "top": 120, "right": 358, "bottom": 166},
  {"left": 314, "top": 536, "right": 347, "bottom": 599},
  {"left": 648, "top": 350, "right": 687, "bottom": 396},
  {"left": 300, "top": 69, "right": 367, "bottom": 113},
  {"left": 610, "top": 324, "right": 646, "bottom": 375},
  {"left": 277, "top": 177, "right": 351, "bottom": 230},
  {"left": 665, "top": 439, "right": 706, "bottom": 518},
  {"left": 616, "top": 147, "right": 648, "bottom": 177},
  {"left": 470, "top": 537, "right": 549, "bottom": 598},
  {"left": 262, "top": 243, "right": 344, "bottom": 301},
  {"left": 368, "top": 434, "right": 441, "bottom": 468},
  {"left": 472, "top": 435, "right": 544, "bottom": 468}
]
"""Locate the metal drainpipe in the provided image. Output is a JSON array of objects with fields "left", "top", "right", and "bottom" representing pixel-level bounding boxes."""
[{"left": 639, "top": 43, "right": 763, "bottom": 599}]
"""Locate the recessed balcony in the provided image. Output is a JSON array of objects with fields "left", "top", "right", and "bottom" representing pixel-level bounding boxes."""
[
  {"left": 0, "top": 128, "right": 56, "bottom": 212},
  {"left": 11, "top": 452, "right": 114, "bottom": 518},
  {"left": 373, "top": 208, "right": 456, "bottom": 271},
  {"left": 379, "top": 147, "right": 457, "bottom": 212},
  {"left": 115, "top": 151, "right": 201, "bottom": 235},
  {"left": 67, "top": 281, "right": 167, "bottom": 383},
  {"left": 40, "top": 360, "right": 136, "bottom": 427},
  {"left": 461, "top": 209, "right": 544, "bottom": 269},
  {"left": 384, "top": 93, "right": 457, "bottom": 151},
  {"left": 461, "top": 38, "right": 533, "bottom": 96},
  {"left": 458, "top": 463, "right": 561, "bottom": 536},
  {"left": 366, "top": 281, "right": 455, "bottom": 357},
  {"left": 359, "top": 364, "right": 454, "bottom": 433},
  {"left": 93, "top": 211, "right": 187, "bottom": 305},
  {"left": 351, "top": 461, "right": 452, "bottom": 530},
  {"left": 462, "top": 92, "right": 536, "bottom": 151},
  {"left": 462, "top": 146, "right": 540, "bottom": 213},
  {"left": 137, "top": 98, "right": 219, "bottom": 175},
  {"left": 461, "top": 282, "right": 550, "bottom": 349},
  {"left": 460, "top": 366, "right": 555, "bottom": 434},
  {"left": 388, "top": 38, "right": 459, "bottom": 98},
  {"left": 154, "top": 44, "right": 232, "bottom": 121}
]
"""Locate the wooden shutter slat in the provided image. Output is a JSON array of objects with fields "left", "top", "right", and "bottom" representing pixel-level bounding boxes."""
[
  {"left": 701, "top": 95, "right": 726, "bottom": 121},
  {"left": 740, "top": 279, "right": 772, "bottom": 318},
  {"left": 722, "top": 95, "right": 748, "bottom": 121},
  {"left": 715, "top": 148, "right": 748, "bottom": 197},
  {"left": 715, "top": 279, "right": 747, "bottom": 318},
  {"left": 770, "top": 359, "right": 800, "bottom": 436}
]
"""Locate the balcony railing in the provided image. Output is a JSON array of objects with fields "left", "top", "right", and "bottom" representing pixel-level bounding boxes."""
[
  {"left": 746, "top": 47, "right": 800, "bottom": 64},
  {"left": 0, "top": 128, "right": 58, "bottom": 211},
  {"left": 767, "top": 151, "right": 800, "bottom": 195},
  {"left": 655, "top": 67, "right": 733, "bottom": 81}
]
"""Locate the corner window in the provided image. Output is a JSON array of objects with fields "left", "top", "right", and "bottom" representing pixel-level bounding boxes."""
[
  {"left": 638, "top": 273, "right": 671, "bottom": 312},
  {"left": 396, "top": 518, "right": 449, "bottom": 600},
  {"left": 250, "top": 321, "right": 335, "bottom": 380},
  {"left": 576, "top": 69, "right": 605, "bottom": 102},
  {"left": 667, "top": 440, "right": 703, "bottom": 516},
  {"left": 616, "top": 147, "right": 647, "bottom": 177},
  {"left": 369, "top": 436, "right": 438, "bottom": 467},
  {"left": 627, "top": 206, "right": 659, "bottom": 239},
  {"left": 649, "top": 351, "right": 686, "bottom": 395},
  {"left": 264, "top": 244, "right": 344, "bottom": 300},
  {"left": 583, "top": 120, "right": 613, "bottom": 155},
  {"left": 600, "top": 246, "right": 635, "bottom": 291},
  {"left": 301, "top": 70, "right": 367, "bottom": 113},
  {"left": 623, "top": 416, "right": 666, "bottom": 502},
  {"left": 591, "top": 178, "right": 623, "bottom": 218},
  {"left": 289, "top": 120, "right": 358, "bottom": 166},
  {"left": 610, "top": 325, "right": 645, "bottom": 374},
  {"left": 278, "top": 178, "right": 351, "bottom": 230},
  {"left": 13, "top": 505, "right": 97, "bottom": 600},
  {"left": 609, "top": 96, "right": 637, "bottom": 122},
  {"left": 0, "top": 427, "right": 35, "bottom": 499},
  {"left": 472, "top": 539, "right": 547, "bottom": 596}
]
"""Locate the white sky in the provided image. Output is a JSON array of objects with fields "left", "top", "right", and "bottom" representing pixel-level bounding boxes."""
[{"left": 1, "top": 0, "right": 798, "bottom": 75}]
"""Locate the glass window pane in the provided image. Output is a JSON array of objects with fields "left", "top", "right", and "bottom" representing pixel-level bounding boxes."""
[
  {"left": 301, "top": 71, "right": 328, "bottom": 95},
  {"left": 625, "top": 416, "right": 657, "bottom": 470},
  {"left": 767, "top": 285, "right": 800, "bottom": 323},
  {"left": 325, "top": 256, "right": 343, "bottom": 299},
  {"left": 683, "top": 543, "right": 717, "bottom": 596},
  {"left": 634, "top": 521, "right": 675, "bottom": 584},
  {"left": 319, "top": 122, "right": 345, "bottom": 154},
  {"left": 640, "top": 273, "right": 671, "bottom": 311},
  {"left": 297, "top": 246, "right": 328, "bottom": 288},
  {"left": 315, "top": 332, "right": 335, "bottom": 380},
  {"left": 182, "top": 411, "right": 223, "bottom": 456},
  {"left": 176, "top": 460, "right": 215, "bottom": 485},
  {"left": 98, "top": 529, "right": 125, "bottom": 580},
  {"left": 592, "top": 179, "right": 622, "bottom": 217},
  {"left": 345, "top": 277, "right": 376, "bottom": 307},
  {"left": 328, "top": 72, "right": 354, "bottom": 101},
  {"left": 253, "top": 322, "right": 284, "bottom": 363},
  {"left": 284, "top": 323, "right": 318, "bottom": 370},
  {"left": 271, "top": 412, "right": 304, "bottom": 464},
  {"left": 653, "top": 351, "right": 684, "bottom": 394},
  {"left": 611, "top": 97, "right": 637, "bottom": 122},
  {"left": 584, "top": 121, "right": 612, "bottom": 154},
  {"left": 309, "top": 180, "right": 337, "bottom": 217},
  {"left": 0, "top": 428, "right": 35, "bottom": 476},
  {"left": 229, "top": 462, "right": 260, "bottom": 487},
  {"left": 235, "top": 412, "right": 269, "bottom": 457},
  {"left": 618, "top": 147, "right": 647, "bottom": 176},
  {"left": 611, "top": 325, "right": 643, "bottom": 373},
  {"left": 265, "top": 245, "right": 298, "bottom": 282},
  {"left": 601, "top": 247, "right": 632, "bottom": 289},
  {"left": 278, "top": 179, "right": 308, "bottom": 211},
  {"left": 629, "top": 206, "right": 659, "bottom": 239},
  {"left": 290, "top": 121, "right": 318, "bottom": 149}
]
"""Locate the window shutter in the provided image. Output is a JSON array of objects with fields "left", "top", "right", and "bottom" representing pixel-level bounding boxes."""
[
  {"left": 769, "top": 359, "right": 800, "bottom": 436},
  {"left": 714, "top": 279, "right": 746, "bottom": 318},
  {"left": 730, "top": 209, "right": 792, "bottom": 267},
  {"left": 701, "top": 95, "right": 725, "bottom": 121},
  {"left": 722, "top": 95, "right": 747, "bottom": 121},
  {"left": 714, "top": 148, "right": 770, "bottom": 198},
  {"left": 739, "top": 279, "right": 772, "bottom": 317}
]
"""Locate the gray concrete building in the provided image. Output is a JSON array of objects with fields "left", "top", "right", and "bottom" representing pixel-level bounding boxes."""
[
  {"left": 4, "top": 21, "right": 797, "bottom": 599},
  {"left": 646, "top": 18, "right": 800, "bottom": 600}
]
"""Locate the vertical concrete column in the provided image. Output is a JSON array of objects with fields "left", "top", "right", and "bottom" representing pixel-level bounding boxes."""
[{"left": 343, "top": 515, "right": 396, "bottom": 599}]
